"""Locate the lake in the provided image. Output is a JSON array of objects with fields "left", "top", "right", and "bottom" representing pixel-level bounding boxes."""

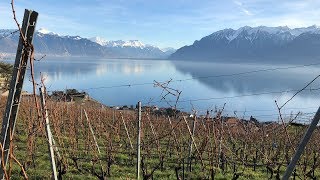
[{"left": 9, "top": 57, "right": 320, "bottom": 122}]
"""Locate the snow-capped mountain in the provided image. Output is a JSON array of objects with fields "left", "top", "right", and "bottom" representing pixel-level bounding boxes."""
[
  {"left": 38, "top": 28, "right": 60, "bottom": 36},
  {"left": 0, "top": 29, "right": 20, "bottom": 55},
  {"left": 88, "top": 37, "right": 170, "bottom": 58},
  {"left": 161, "top": 47, "right": 176, "bottom": 54},
  {"left": 0, "top": 29, "right": 17, "bottom": 36},
  {"left": 89, "top": 36, "right": 109, "bottom": 46},
  {"left": 89, "top": 37, "right": 157, "bottom": 49},
  {"left": 0, "top": 29, "right": 173, "bottom": 58},
  {"left": 206, "top": 25, "right": 320, "bottom": 42},
  {"left": 170, "top": 25, "right": 320, "bottom": 63},
  {"left": 119, "top": 40, "right": 146, "bottom": 48}
]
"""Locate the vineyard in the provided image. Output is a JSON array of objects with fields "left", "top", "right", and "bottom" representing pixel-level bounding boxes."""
[{"left": 0, "top": 95, "right": 318, "bottom": 179}]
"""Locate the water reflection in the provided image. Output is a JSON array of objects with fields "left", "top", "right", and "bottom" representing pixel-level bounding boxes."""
[
  {"left": 122, "top": 63, "right": 144, "bottom": 74},
  {"left": 16, "top": 57, "right": 320, "bottom": 121},
  {"left": 95, "top": 64, "right": 108, "bottom": 76},
  {"left": 171, "top": 60, "right": 320, "bottom": 121},
  {"left": 30, "top": 58, "right": 149, "bottom": 81},
  {"left": 172, "top": 61, "right": 320, "bottom": 96}
]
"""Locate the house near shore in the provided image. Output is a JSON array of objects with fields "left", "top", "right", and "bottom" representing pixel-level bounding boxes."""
[{"left": 50, "top": 89, "right": 88, "bottom": 102}]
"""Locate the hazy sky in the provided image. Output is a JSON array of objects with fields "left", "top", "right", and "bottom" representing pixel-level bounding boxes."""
[{"left": 1, "top": 0, "right": 320, "bottom": 48}]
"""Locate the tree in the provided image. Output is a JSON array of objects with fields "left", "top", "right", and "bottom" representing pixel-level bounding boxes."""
[{"left": 0, "top": 62, "right": 13, "bottom": 91}]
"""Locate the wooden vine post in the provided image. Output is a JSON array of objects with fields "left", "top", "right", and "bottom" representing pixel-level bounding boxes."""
[
  {"left": 0, "top": 9, "right": 38, "bottom": 178},
  {"left": 137, "top": 101, "right": 142, "bottom": 180},
  {"left": 40, "top": 87, "right": 58, "bottom": 180}
]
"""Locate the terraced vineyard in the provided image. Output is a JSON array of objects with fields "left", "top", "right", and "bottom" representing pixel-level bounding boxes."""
[{"left": 1, "top": 96, "right": 319, "bottom": 179}]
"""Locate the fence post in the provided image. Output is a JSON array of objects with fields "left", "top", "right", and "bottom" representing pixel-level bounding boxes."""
[
  {"left": 282, "top": 107, "right": 320, "bottom": 180},
  {"left": 83, "top": 108, "right": 105, "bottom": 177},
  {"left": 83, "top": 109, "right": 101, "bottom": 154},
  {"left": 40, "top": 87, "right": 58, "bottom": 180},
  {"left": 188, "top": 116, "right": 197, "bottom": 171},
  {"left": 120, "top": 113, "right": 134, "bottom": 150},
  {"left": 183, "top": 116, "right": 204, "bottom": 167},
  {"left": 50, "top": 131, "right": 61, "bottom": 160},
  {"left": 137, "top": 101, "right": 141, "bottom": 180},
  {"left": 0, "top": 9, "right": 38, "bottom": 178}
]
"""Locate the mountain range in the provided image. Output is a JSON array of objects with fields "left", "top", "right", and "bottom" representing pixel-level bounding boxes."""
[
  {"left": 170, "top": 25, "right": 320, "bottom": 63},
  {"left": 2, "top": 25, "right": 320, "bottom": 62},
  {"left": 0, "top": 28, "right": 175, "bottom": 59}
]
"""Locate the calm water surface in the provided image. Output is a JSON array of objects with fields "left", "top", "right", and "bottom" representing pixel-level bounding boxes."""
[{"left": 13, "top": 57, "right": 320, "bottom": 121}]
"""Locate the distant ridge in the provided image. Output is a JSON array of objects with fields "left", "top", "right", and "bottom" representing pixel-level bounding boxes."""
[
  {"left": 169, "top": 25, "right": 320, "bottom": 63},
  {"left": 0, "top": 29, "right": 175, "bottom": 59}
]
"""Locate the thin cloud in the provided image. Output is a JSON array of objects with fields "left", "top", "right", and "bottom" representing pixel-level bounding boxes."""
[
  {"left": 233, "top": 0, "right": 253, "bottom": 16},
  {"left": 242, "top": 8, "right": 253, "bottom": 16},
  {"left": 233, "top": 0, "right": 242, "bottom": 6}
]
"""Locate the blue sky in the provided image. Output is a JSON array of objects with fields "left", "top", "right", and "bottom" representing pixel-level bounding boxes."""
[{"left": 1, "top": 0, "right": 320, "bottom": 48}]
